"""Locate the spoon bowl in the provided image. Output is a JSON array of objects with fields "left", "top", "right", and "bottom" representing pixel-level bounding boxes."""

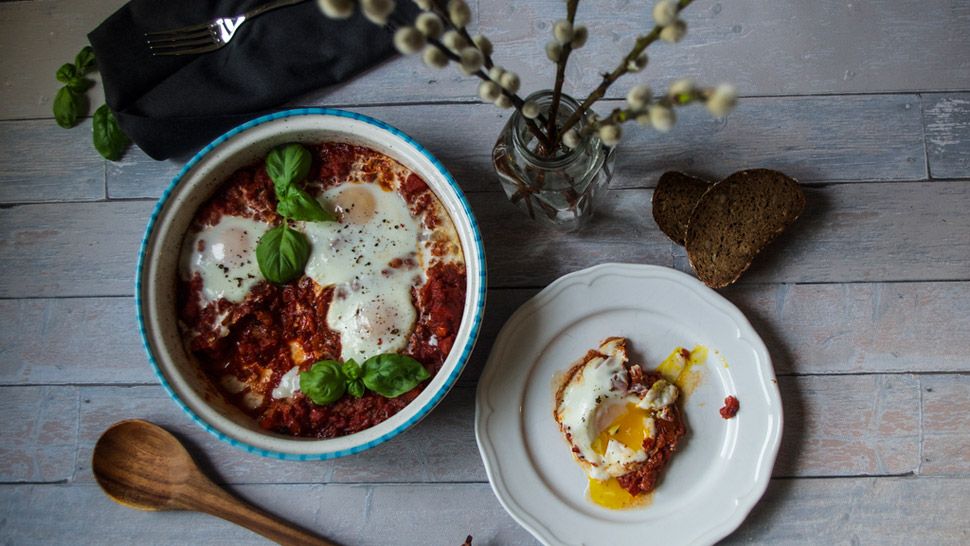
[
  {"left": 93, "top": 419, "right": 197, "bottom": 511},
  {"left": 92, "top": 419, "right": 335, "bottom": 545}
]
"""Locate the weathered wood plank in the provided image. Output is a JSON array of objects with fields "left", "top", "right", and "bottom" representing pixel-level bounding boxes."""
[
  {"left": 6, "top": 281, "right": 968, "bottom": 388},
  {"left": 725, "top": 477, "right": 970, "bottom": 545},
  {"left": 4, "top": 182, "right": 970, "bottom": 297},
  {"left": 0, "top": 386, "right": 78, "bottom": 483},
  {"left": 0, "top": 297, "right": 155, "bottom": 385},
  {"left": 104, "top": 94, "right": 927, "bottom": 199},
  {"left": 105, "top": 146, "right": 183, "bottom": 199},
  {"left": 0, "top": 483, "right": 534, "bottom": 545},
  {"left": 65, "top": 374, "right": 918, "bottom": 485},
  {"left": 489, "top": 182, "right": 970, "bottom": 287},
  {"left": 775, "top": 375, "right": 919, "bottom": 478},
  {"left": 0, "top": 119, "right": 105, "bottom": 204},
  {"left": 723, "top": 283, "right": 970, "bottom": 375},
  {"left": 1, "top": 478, "right": 968, "bottom": 544},
  {"left": 475, "top": 188, "right": 676, "bottom": 287},
  {"left": 73, "top": 385, "right": 482, "bottom": 486},
  {"left": 672, "top": 182, "right": 970, "bottom": 286},
  {"left": 924, "top": 93, "right": 970, "bottom": 179},
  {"left": 4, "top": 0, "right": 970, "bottom": 120},
  {"left": 920, "top": 375, "right": 970, "bottom": 477},
  {"left": 0, "top": 0, "right": 115, "bottom": 120},
  {"left": 0, "top": 200, "right": 153, "bottom": 298}
]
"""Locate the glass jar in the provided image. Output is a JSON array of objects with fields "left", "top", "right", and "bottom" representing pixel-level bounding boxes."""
[{"left": 492, "top": 90, "right": 616, "bottom": 230}]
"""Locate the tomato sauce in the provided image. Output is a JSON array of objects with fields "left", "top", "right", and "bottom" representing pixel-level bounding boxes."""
[
  {"left": 615, "top": 370, "right": 687, "bottom": 496},
  {"left": 720, "top": 395, "right": 740, "bottom": 419},
  {"left": 178, "top": 143, "right": 466, "bottom": 438}
]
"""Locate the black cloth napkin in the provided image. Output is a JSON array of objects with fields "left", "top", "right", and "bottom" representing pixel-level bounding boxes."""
[{"left": 88, "top": 0, "right": 417, "bottom": 160}]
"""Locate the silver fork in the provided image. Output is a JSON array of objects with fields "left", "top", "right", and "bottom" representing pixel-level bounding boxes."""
[{"left": 145, "top": 0, "right": 307, "bottom": 56}]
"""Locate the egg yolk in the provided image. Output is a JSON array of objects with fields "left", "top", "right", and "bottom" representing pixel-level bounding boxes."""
[
  {"left": 332, "top": 185, "right": 377, "bottom": 224},
  {"left": 587, "top": 403, "right": 654, "bottom": 510},
  {"left": 591, "top": 403, "right": 652, "bottom": 455},
  {"left": 658, "top": 345, "right": 707, "bottom": 395},
  {"left": 589, "top": 477, "right": 652, "bottom": 510}
]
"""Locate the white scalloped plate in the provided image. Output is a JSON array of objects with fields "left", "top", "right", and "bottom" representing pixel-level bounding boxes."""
[{"left": 475, "top": 263, "right": 782, "bottom": 546}]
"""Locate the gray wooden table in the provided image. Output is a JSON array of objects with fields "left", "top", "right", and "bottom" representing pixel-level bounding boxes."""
[{"left": 1, "top": 0, "right": 969, "bottom": 544}]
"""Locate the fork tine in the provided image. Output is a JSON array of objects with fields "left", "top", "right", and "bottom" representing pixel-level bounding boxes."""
[
  {"left": 145, "top": 29, "right": 214, "bottom": 45},
  {"left": 149, "top": 36, "right": 219, "bottom": 51},
  {"left": 145, "top": 22, "right": 212, "bottom": 37},
  {"left": 151, "top": 43, "right": 224, "bottom": 57}
]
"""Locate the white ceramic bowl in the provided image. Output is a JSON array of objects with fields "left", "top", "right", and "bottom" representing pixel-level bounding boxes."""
[{"left": 136, "top": 109, "right": 486, "bottom": 460}]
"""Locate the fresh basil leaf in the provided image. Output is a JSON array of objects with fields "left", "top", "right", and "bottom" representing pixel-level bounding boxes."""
[
  {"left": 53, "top": 87, "right": 80, "bottom": 128},
  {"left": 256, "top": 224, "right": 310, "bottom": 284},
  {"left": 75, "top": 46, "right": 96, "bottom": 73},
  {"left": 266, "top": 143, "right": 312, "bottom": 197},
  {"left": 347, "top": 379, "right": 365, "bottom": 399},
  {"left": 92, "top": 104, "right": 129, "bottom": 160},
  {"left": 362, "top": 354, "right": 430, "bottom": 398},
  {"left": 66, "top": 77, "right": 94, "bottom": 94},
  {"left": 342, "top": 359, "right": 361, "bottom": 381},
  {"left": 277, "top": 185, "right": 334, "bottom": 222},
  {"left": 56, "top": 63, "right": 77, "bottom": 84},
  {"left": 299, "top": 360, "right": 346, "bottom": 405}
]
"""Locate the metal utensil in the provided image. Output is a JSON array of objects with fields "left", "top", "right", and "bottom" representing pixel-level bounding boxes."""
[{"left": 145, "top": 0, "right": 307, "bottom": 56}]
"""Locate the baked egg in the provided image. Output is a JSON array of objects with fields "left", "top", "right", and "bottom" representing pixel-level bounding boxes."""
[{"left": 555, "top": 337, "right": 681, "bottom": 510}]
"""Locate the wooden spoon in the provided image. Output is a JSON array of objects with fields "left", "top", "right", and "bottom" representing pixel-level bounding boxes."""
[{"left": 92, "top": 419, "right": 336, "bottom": 546}]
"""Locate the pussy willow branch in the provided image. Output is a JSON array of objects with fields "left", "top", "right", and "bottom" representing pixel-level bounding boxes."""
[
  {"left": 425, "top": 0, "right": 494, "bottom": 70},
  {"left": 557, "top": 0, "right": 695, "bottom": 137},
  {"left": 546, "top": 0, "right": 580, "bottom": 144},
  {"left": 577, "top": 90, "right": 710, "bottom": 136},
  {"left": 424, "top": 36, "right": 554, "bottom": 149}
]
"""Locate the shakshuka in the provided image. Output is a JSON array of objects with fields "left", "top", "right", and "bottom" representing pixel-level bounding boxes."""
[{"left": 177, "top": 142, "right": 466, "bottom": 438}]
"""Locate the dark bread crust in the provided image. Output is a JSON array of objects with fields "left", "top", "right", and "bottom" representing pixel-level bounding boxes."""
[
  {"left": 685, "top": 169, "right": 805, "bottom": 288},
  {"left": 652, "top": 172, "right": 713, "bottom": 246}
]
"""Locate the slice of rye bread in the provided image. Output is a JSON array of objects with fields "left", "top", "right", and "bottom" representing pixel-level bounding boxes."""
[
  {"left": 652, "top": 171, "right": 713, "bottom": 246},
  {"left": 685, "top": 169, "right": 805, "bottom": 288}
]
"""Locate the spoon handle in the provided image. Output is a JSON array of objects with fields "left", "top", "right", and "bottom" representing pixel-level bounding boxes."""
[{"left": 184, "top": 479, "right": 336, "bottom": 546}]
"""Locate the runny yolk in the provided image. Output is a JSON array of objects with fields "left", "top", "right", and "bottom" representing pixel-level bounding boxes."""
[
  {"left": 591, "top": 403, "right": 652, "bottom": 455},
  {"left": 589, "top": 477, "right": 653, "bottom": 510},
  {"left": 588, "top": 403, "right": 654, "bottom": 510},
  {"left": 658, "top": 345, "right": 707, "bottom": 396}
]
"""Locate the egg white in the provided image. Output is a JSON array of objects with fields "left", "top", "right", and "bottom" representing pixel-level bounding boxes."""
[
  {"left": 302, "top": 182, "right": 425, "bottom": 363},
  {"left": 181, "top": 215, "right": 270, "bottom": 303},
  {"left": 556, "top": 338, "right": 680, "bottom": 481}
]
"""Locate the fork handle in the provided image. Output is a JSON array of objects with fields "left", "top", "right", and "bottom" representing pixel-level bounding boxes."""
[{"left": 245, "top": 0, "right": 309, "bottom": 20}]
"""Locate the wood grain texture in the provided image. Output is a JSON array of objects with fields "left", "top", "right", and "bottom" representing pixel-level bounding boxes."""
[
  {"left": 0, "top": 0, "right": 115, "bottom": 120},
  {"left": 0, "top": 119, "right": 105, "bottom": 204},
  {"left": 102, "top": 95, "right": 928, "bottom": 200},
  {"left": 92, "top": 420, "right": 335, "bottom": 546},
  {"left": 0, "top": 200, "right": 153, "bottom": 297},
  {"left": 0, "top": 386, "right": 78, "bottom": 483},
  {"left": 0, "top": 482, "right": 537, "bottom": 545},
  {"left": 723, "top": 282, "right": 970, "bottom": 375},
  {"left": 725, "top": 477, "right": 970, "bottom": 545},
  {"left": 775, "top": 375, "right": 920, "bottom": 477},
  {"left": 4, "top": 181, "right": 970, "bottom": 297},
  {"left": 674, "top": 182, "right": 970, "bottom": 285},
  {"left": 924, "top": 93, "right": 970, "bottom": 179},
  {"left": 5, "top": 282, "right": 969, "bottom": 389},
  {"left": 74, "top": 386, "right": 482, "bottom": 486},
  {"left": 920, "top": 375, "right": 970, "bottom": 477},
  {"left": 0, "top": 297, "right": 156, "bottom": 385},
  {"left": 3, "top": 0, "right": 970, "bottom": 120},
  {"left": 1, "top": 478, "right": 969, "bottom": 545},
  {"left": 61, "top": 374, "right": 919, "bottom": 486}
]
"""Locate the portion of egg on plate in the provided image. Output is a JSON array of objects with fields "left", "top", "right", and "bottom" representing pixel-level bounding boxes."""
[{"left": 554, "top": 337, "right": 687, "bottom": 510}]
